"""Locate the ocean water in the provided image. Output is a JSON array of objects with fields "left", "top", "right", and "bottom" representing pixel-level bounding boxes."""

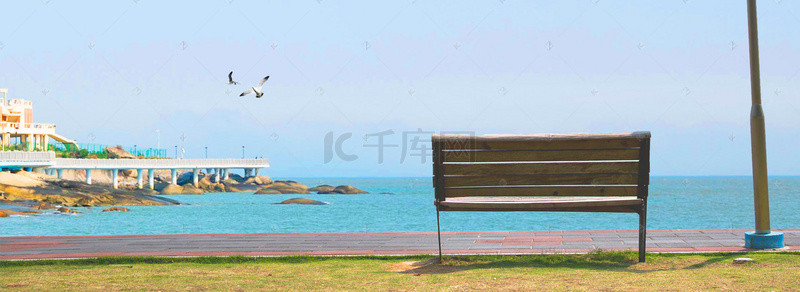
[{"left": 1, "top": 177, "right": 799, "bottom": 236}]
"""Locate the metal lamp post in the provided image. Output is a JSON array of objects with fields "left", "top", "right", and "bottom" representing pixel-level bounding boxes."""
[{"left": 744, "top": 0, "right": 783, "bottom": 249}]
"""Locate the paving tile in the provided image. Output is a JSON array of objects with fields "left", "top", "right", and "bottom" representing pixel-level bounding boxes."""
[{"left": 2, "top": 230, "right": 797, "bottom": 259}]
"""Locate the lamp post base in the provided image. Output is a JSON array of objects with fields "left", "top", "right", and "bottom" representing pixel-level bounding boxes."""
[{"left": 745, "top": 231, "right": 784, "bottom": 249}]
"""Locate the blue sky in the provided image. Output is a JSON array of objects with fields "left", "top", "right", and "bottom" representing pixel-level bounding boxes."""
[{"left": 1, "top": 1, "right": 799, "bottom": 177}]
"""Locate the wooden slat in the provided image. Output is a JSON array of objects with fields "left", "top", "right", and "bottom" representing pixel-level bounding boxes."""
[
  {"left": 435, "top": 132, "right": 649, "bottom": 151},
  {"left": 437, "top": 205, "right": 640, "bottom": 213},
  {"left": 443, "top": 185, "right": 638, "bottom": 197},
  {"left": 442, "top": 149, "right": 640, "bottom": 162},
  {"left": 443, "top": 174, "right": 638, "bottom": 187},
  {"left": 442, "top": 161, "right": 638, "bottom": 176},
  {"left": 637, "top": 136, "right": 651, "bottom": 199},
  {"left": 433, "top": 140, "right": 445, "bottom": 202},
  {"left": 437, "top": 196, "right": 642, "bottom": 212}
]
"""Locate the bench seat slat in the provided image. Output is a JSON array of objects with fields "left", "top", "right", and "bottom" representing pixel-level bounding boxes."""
[
  {"left": 442, "top": 161, "right": 638, "bottom": 176},
  {"left": 443, "top": 173, "right": 638, "bottom": 187},
  {"left": 434, "top": 132, "right": 649, "bottom": 151},
  {"left": 437, "top": 196, "right": 642, "bottom": 212},
  {"left": 444, "top": 185, "right": 638, "bottom": 197},
  {"left": 442, "top": 149, "right": 640, "bottom": 162}
]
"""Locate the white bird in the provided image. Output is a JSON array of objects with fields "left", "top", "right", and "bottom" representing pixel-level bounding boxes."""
[
  {"left": 240, "top": 76, "right": 269, "bottom": 98},
  {"left": 227, "top": 71, "right": 238, "bottom": 85}
]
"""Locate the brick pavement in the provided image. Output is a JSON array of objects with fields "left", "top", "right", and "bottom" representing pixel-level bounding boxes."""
[{"left": 1, "top": 229, "right": 798, "bottom": 260}]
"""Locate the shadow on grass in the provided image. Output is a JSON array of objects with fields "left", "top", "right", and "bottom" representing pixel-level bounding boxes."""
[
  {"left": 399, "top": 251, "right": 639, "bottom": 275},
  {"left": 399, "top": 251, "right": 800, "bottom": 275}
]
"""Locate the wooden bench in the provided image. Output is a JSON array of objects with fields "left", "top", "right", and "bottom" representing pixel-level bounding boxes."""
[{"left": 432, "top": 131, "right": 651, "bottom": 262}]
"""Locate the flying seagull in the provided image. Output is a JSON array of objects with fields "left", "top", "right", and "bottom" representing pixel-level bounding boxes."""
[
  {"left": 227, "top": 71, "right": 238, "bottom": 85},
  {"left": 240, "top": 76, "right": 269, "bottom": 98}
]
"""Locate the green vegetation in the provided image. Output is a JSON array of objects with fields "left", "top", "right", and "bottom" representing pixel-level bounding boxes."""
[
  {"left": 0, "top": 143, "right": 108, "bottom": 158},
  {"left": 2, "top": 252, "right": 799, "bottom": 291},
  {"left": 51, "top": 144, "right": 108, "bottom": 158},
  {"left": 1, "top": 143, "right": 166, "bottom": 159}
]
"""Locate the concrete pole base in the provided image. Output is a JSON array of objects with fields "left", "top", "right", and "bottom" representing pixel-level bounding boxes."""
[
  {"left": 171, "top": 169, "right": 178, "bottom": 185},
  {"left": 148, "top": 169, "right": 155, "bottom": 190},
  {"left": 745, "top": 231, "right": 784, "bottom": 249},
  {"left": 112, "top": 169, "right": 119, "bottom": 189},
  {"left": 137, "top": 169, "right": 144, "bottom": 189}
]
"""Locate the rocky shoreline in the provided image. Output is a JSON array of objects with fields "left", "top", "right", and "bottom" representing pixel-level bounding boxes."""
[
  {"left": 0, "top": 167, "right": 370, "bottom": 218},
  {"left": 0, "top": 170, "right": 179, "bottom": 217},
  {"left": 152, "top": 171, "right": 368, "bottom": 196}
]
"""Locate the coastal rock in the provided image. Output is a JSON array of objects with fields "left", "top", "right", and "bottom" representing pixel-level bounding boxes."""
[
  {"left": 309, "top": 185, "right": 335, "bottom": 193},
  {"left": 102, "top": 207, "right": 130, "bottom": 212},
  {"left": 160, "top": 184, "right": 184, "bottom": 195},
  {"left": 274, "top": 198, "right": 329, "bottom": 205},
  {"left": 198, "top": 176, "right": 213, "bottom": 188},
  {"left": 176, "top": 172, "right": 198, "bottom": 186},
  {"left": 57, "top": 207, "right": 80, "bottom": 214},
  {"left": 228, "top": 173, "right": 245, "bottom": 183},
  {"left": 121, "top": 169, "right": 137, "bottom": 177},
  {"left": 32, "top": 202, "right": 56, "bottom": 210},
  {"left": 153, "top": 170, "right": 174, "bottom": 183},
  {"left": 208, "top": 183, "right": 226, "bottom": 193},
  {"left": 0, "top": 171, "right": 176, "bottom": 207},
  {"left": 153, "top": 182, "right": 170, "bottom": 192},
  {"left": 317, "top": 185, "right": 368, "bottom": 194},
  {"left": 253, "top": 188, "right": 282, "bottom": 195},
  {"left": 105, "top": 146, "right": 136, "bottom": 159},
  {"left": 0, "top": 171, "right": 44, "bottom": 188},
  {"left": 139, "top": 188, "right": 159, "bottom": 195},
  {"left": 181, "top": 184, "right": 204, "bottom": 195},
  {"left": 243, "top": 175, "right": 273, "bottom": 185},
  {"left": 257, "top": 181, "right": 310, "bottom": 194},
  {"left": 0, "top": 209, "right": 41, "bottom": 216},
  {"left": 274, "top": 180, "right": 309, "bottom": 190},
  {"left": 224, "top": 184, "right": 244, "bottom": 192},
  {"left": 222, "top": 178, "right": 241, "bottom": 185},
  {"left": 198, "top": 177, "right": 226, "bottom": 193}
]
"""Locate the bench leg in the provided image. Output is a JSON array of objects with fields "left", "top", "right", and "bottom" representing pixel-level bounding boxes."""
[
  {"left": 638, "top": 203, "right": 647, "bottom": 263},
  {"left": 436, "top": 209, "right": 443, "bottom": 263}
]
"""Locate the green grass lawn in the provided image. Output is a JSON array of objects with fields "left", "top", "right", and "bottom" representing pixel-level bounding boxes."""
[{"left": 2, "top": 252, "right": 799, "bottom": 291}]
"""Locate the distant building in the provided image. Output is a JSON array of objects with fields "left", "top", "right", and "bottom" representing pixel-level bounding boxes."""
[{"left": 0, "top": 88, "right": 77, "bottom": 151}]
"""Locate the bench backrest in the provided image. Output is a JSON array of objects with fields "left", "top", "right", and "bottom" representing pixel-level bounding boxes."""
[{"left": 432, "top": 131, "right": 650, "bottom": 202}]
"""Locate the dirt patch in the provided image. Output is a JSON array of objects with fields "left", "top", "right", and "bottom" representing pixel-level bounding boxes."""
[
  {"left": 629, "top": 257, "right": 709, "bottom": 271},
  {"left": 388, "top": 259, "right": 470, "bottom": 275},
  {"left": 2, "top": 282, "right": 29, "bottom": 288},
  {"left": 388, "top": 260, "right": 435, "bottom": 272}
]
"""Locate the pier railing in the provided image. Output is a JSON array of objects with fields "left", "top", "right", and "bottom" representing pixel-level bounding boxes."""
[
  {"left": 0, "top": 151, "right": 56, "bottom": 162},
  {"left": 0, "top": 151, "right": 269, "bottom": 170},
  {"left": 0, "top": 151, "right": 56, "bottom": 167},
  {"left": 51, "top": 158, "right": 270, "bottom": 169}
]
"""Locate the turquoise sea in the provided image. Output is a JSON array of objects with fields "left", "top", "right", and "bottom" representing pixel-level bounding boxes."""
[{"left": 1, "top": 177, "right": 799, "bottom": 237}]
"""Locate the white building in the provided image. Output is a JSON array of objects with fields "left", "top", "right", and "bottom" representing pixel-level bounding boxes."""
[{"left": 0, "top": 88, "right": 77, "bottom": 151}]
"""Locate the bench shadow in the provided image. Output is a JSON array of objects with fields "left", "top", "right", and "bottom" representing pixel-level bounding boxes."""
[
  {"left": 396, "top": 252, "right": 745, "bottom": 275},
  {"left": 396, "top": 253, "right": 639, "bottom": 275}
]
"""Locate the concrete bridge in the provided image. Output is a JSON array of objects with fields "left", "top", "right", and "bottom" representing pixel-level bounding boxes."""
[{"left": 0, "top": 151, "right": 269, "bottom": 189}]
